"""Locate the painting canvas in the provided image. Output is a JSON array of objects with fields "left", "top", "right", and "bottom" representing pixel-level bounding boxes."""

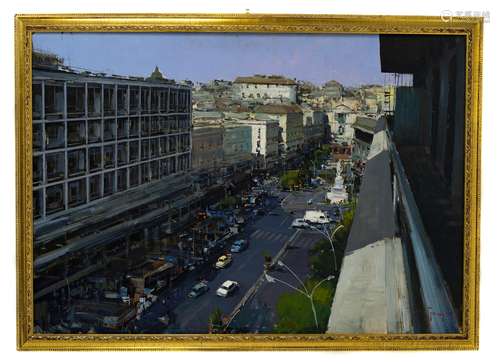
[{"left": 17, "top": 15, "right": 481, "bottom": 349}]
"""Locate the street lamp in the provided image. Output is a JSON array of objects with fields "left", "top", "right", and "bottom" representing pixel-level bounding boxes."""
[
  {"left": 264, "top": 267, "right": 335, "bottom": 329},
  {"left": 308, "top": 224, "right": 345, "bottom": 272}
]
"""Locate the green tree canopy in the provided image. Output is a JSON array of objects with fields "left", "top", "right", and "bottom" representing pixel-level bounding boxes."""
[{"left": 275, "top": 279, "right": 334, "bottom": 333}]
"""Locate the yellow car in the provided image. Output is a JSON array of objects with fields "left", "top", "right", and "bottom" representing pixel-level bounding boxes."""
[{"left": 215, "top": 254, "right": 233, "bottom": 269}]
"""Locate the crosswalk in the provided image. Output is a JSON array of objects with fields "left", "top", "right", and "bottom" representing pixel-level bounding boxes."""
[
  {"left": 250, "top": 230, "right": 289, "bottom": 242},
  {"left": 249, "top": 229, "right": 321, "bottom": 247}
]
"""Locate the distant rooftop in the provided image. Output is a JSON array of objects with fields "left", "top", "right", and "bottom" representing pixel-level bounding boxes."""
[
  {"left": 147, "top": 65, "right": 167, "bottom": 82},
  {"left": 324, "top": 80, "right": 343, "bottom": 88},
  {"left": 234, "top": 74, "right": 296, "bottom": 86},
  {"left": 254, "top": 104, "right": 303, "bottom": 114},
  {"left": 352, "top": 116, "right": 379, "bottom": 134},
  {"left": 193, "top": 111, "right": 224, "bottom": 120}
]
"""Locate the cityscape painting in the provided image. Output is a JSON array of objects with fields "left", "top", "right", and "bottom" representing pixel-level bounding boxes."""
[{"left": 30, "top": 31, "right": 467, "bottom": 336}]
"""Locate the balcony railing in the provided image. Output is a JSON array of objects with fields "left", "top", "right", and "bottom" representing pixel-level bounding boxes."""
[
  {"left": 328, "top": 118, "right": 458, "bottom": 334},
  {"left": 389, "top": 133, "right": 459, "bottom": 333}
]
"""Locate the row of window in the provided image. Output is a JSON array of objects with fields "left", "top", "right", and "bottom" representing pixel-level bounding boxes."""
[
  {"left": 34, "top": 155, "right": 191, "bottom": 218},
  {"left": 33, "top": 136, "right": 191, "bottom": 185},
  {"left": 33, "top": 81, "right": 191, "bottom": 120},
  {"left": 33, "top": 116, "right": 191, "bottom": 151},
  {"left": 244, "top": 84, "right": 289, "bottom": 88}
]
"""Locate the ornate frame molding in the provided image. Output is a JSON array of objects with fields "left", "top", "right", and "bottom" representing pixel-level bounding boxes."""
[{"left": 15, "top": 13, "right": 482, "bottom": 350}]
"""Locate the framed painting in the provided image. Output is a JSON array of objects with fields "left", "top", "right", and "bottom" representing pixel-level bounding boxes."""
[{"left": 15, "top": 13, "right": 482, "bottom": 350}]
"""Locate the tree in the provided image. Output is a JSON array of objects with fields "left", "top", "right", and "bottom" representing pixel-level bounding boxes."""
[
  {"left": 280, "top": 170, "right": 302, "bottom": 190},
  {"left": 218, "top": 195, "right": 238, "bottom": 209},
  {"left": 262, "top": 250, "right": 273, "bottom": 270},
  {"left": 309, "top": 238, "right": 336, "bottom": 278},
  {"left": 274, "top": 279, "right": 334, "bottom": 333},
  {"left": 208, "top": 307, "right": 223, "bottom": 333}
]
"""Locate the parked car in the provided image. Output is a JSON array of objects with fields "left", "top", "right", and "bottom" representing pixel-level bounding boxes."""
[
  {"left": 307, "top": 198, "right": 313, "bottom": 205},
  {"left": 216, "top": 280, "right": 239, "bottom": 297},
  {"left": 230, "top": 239, "right": 248, "bottom": 253},
  {"left": 188, "top": 282, "right": 209, "bottom": 298},
  {"left": 215, "top": 254, "right": 233, "bottom": 269},
  {"left": 292, "top": 218, "right": 310, "bottom": 229}
]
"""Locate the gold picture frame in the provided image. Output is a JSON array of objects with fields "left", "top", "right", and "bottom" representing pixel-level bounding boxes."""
[{"left": 15, "top": 13, "right": 482, "bottom": 351}]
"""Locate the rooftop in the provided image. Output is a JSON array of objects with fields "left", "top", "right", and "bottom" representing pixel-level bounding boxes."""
[
  {"left": 324, "top": 80, "right": 343, "bottom": 88},
  {"left": 33, "top": 65, "right": 189, "bottom": 89},
  {"left": 352, "top": 116, "right": 379, "bottom": 134},
  {"left": 254, "top": 104, "right": 303, "bottom": 115},
  {"left": 234, "top": 74, "right": 296, "bottom": 86}
]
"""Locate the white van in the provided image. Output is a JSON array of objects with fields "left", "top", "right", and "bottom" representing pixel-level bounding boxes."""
[{"left": 304, "top": 210, "right": 331, "bottom": 225}]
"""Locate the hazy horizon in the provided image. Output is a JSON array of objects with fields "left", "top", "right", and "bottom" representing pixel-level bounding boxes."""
[{"left": 33, "top": 33, "right": 388, "bottom": 87}]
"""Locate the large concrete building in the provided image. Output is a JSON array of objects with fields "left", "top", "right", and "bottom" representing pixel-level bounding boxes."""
[
  {"left": 32, "top": 62, "right": 196, "bottom": 331},
  {"left": 233, "top": 75, "right": 297, "bottom": 104},
  {"left": 328, "top": 35, "right": 465, "bottom": 335},
  {"left": 379, "top": 34, "right": 466, "bottom": 320},
  {"left": 32, "top": 67, "right": 192, "bottom": 221}
]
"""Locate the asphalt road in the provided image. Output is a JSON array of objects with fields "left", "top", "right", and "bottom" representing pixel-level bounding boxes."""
[
  {"left": 162, "top": 197, "right": 298, "bottom": 333},
  {"left": 133, "top": 185, "right": 336, "bottom": 334},
  {"left": 230, "top": 230, "right": 323, "bottom": 333},
  {"left": 281, "top": 187, "right": 341, "bottom": 220},
  {"left": 230, "top": 187, "right": 340, "bottom": 332}
]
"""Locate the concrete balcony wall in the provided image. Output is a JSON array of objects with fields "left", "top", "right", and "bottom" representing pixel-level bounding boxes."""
[
  {"left": 327, "top": 119, "right": 413, "bottom": 334},
  {"left": 328, "top": 118, "right": 459, "bottom": 334}
]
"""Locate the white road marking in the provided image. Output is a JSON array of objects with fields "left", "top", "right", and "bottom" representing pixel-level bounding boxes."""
[
  {"left": 279, "top": 216, "right": 289, "bottom": 227},
  {"left": 251, "top": 230, "right": 264, "bottom": 239},
  {"left": 268, "top": 232, "right": 279, "bottom": 241}
]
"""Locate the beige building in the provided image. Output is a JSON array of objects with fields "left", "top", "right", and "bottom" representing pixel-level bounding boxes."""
[
  {"left": 233, "top": 75, "right": 297, "bottom": 104},
  {"left": 191, "top": 124, "right": 224, "bottom": 171},
  {"left": 327, "top": 103, "right": 358, "bottom": 143},
  {"left": 255, "top": 104, "right": 304, "bottom": 161}
]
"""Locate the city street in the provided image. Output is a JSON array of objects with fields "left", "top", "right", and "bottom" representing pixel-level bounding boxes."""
[
  {"left": 166, "top": 204, "right": 296, "bottom": 333},
  {"left": 230, "top": 229, "right": 322, "bottom": 332},
  {"left": 132, "top": 184, "right": 331, "bottom": 334}
]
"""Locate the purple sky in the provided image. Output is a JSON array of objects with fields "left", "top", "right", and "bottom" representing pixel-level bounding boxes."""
[{"left": 33, "top": 33, "right": 386, "bottom": 87}]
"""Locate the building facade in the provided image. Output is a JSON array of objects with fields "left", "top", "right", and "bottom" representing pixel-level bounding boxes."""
[
  {"left": 235, "top": 116, "right": 280, "bottom": 170},
  {"left": 233, "top": 75, "right": 297, "bottom": 104},
  {"left": 352, "top": 116, "right": 378, "bottom": 161},
  {"left": 322, "top": 80, "right": 343, "bottom": 100},
  {"left": 33, "top": 68, "right": 192, "bottom": 221},
  {"left": 32, "top": 64, "right": 198, "bottom": 331},
  {"left": 221, "top": 122, "right": 253, "bottom": 167},
  {"left": 191, "top": 124, "right": 224, "bottom": 171},
  {"left": 302, "top": 107, "right": 328, "bottom": 150},
  {"left": 327, "top": 103, "right": 357, "bottom": 143},
  {"left": 254, "top": 104, "right": 304, "bottom": 163},
  {"left": 379, "top": 34, "right": 466, "bottom": 317}
]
